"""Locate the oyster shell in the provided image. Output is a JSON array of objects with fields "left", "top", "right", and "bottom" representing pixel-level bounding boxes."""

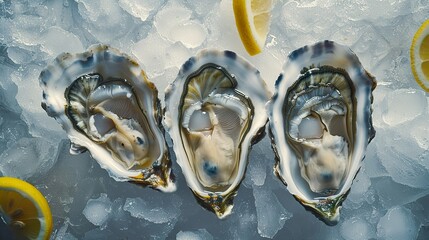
[
  {"left": 40, "top": 44, "right": 175, "bottom": 192},
  {"left": 164, "top": 50, "right": 270, "bottom": 218},
  {"left": 268, "top": 41, "right": 376, "bottom": 224}
]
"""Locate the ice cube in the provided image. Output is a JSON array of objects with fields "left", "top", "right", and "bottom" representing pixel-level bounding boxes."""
[
  {"left": 0, "top": 137, "right": 58, "bottom": 179},
  {"left": 351, "top": 24, "right": 390, "bottom": 68},
  {"left": 76, "top": 0, "right": 133, "bottom": 42},
  {"left": 331, "top": 24, "right": 369, "bottom": 49},
  {"left": 8, "top": 62, "right": 64, "bottom": 138},
  {"left": 123, "top": 194, "right": 182, "bottom": 224},
  {"left": 132, "top": 31, "right": 170, "bottom": 78},
  {"left": 377, "top": 127, "right": 429, "bottom": 189},
  {"left": 227, "top": 198, "right": 259, "bottom": 239},
  {"left": 245, "top": 150, "right": 268, "bottom": 187},
  {"left": 154, "top": 2, "right": 206, "bottom": 48},
  {"left": 203, "top": 0, "right": 245, "bottom": 53},
  {"left": 253, "top": 186, "right": 292, "bottom": 238},
  {"left": 372, "top": 50, "right": 414, "bottom": 88},
  {"left": 169, "top": 21, "right": 207, "bottom": 48},
  {"left": 6, "top": 14, "right": 46, "bottom": 47},
  {"left": 245, "top": 137, "right": 286, "bottom": 190},
  {"left": 362, "top": 143, "right": 389, "bottom": 179},
  {"left": 82, "top": 193, "right": 112, "bottom": 228},
  {"left": 108, "top": 198, "right": 129, "bottom": 232},
  {"left": 154, "top": 2, "right": 191, "bottom": 41},
  {"left": 346, "top": 172, "right": 371, "bottom": 206},
  {"left": 118, "top": 0, "right": 164, "bottom": 22},
  {"left": 409, "top": 115, "right": 429, "bottom": 154},
  {"left": 165, "top": 42, "right": 192, "bottom": 70},
  {"left": 340, "top": 217, "right": 376, "bottom": 240},
  {"left": 176, "top": 229, "right": 214, "bottom": 240},
  {"left": 373, "top": 177, "right": 429, "bottom": 209},
  {"left": 39, "top": 26, "right": 84, "bottom": 58},
  {"left": 122, "top": 193, "right": 182, "bottom": 239},
  {"left": 382, "top": 89, "right": 427, "bottom": 126},
  {"left": 377, "top": 206, "right": 419, "bottom": 240},
  {"left": 6, "top": 46, "right": 34, "bottom": 65}
]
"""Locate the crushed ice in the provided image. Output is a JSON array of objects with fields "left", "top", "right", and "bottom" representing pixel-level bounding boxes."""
[{"left": 0, "top": 0, "right": 428, "bottom": 239}]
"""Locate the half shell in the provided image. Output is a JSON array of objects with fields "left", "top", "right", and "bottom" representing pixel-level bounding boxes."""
[
  {"left": 164, "top": 49, "right": 270, "bottom": 218},
  {"left": 40, "top": 44, "right": 175, "bottom": 192},
  {"left": 268, "top": 40, "right": 376, "bottom": 224}
]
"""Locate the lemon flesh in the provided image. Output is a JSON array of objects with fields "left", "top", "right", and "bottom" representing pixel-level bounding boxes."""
[
  {"left": 0, "top": 177, "right": 53, "bottom": 240},
  {"left": 411, "top": 19, "right": 429, "bottom": 92},
  {"left": 233, "top": 0, "right": 273, "bottom": 56}
]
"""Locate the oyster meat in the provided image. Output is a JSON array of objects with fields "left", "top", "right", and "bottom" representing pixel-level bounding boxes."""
[
  {"left": 164, "top": 50, "right": 270, "bottom": 218},
  {"left": 40, "top": 44, "right": 175, "bottom": 192},
  {"left": 268, "top": 40, "right": 376, "bottom": 224}
]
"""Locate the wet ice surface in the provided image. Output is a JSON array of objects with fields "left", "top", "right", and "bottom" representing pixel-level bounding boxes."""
[{"left": 0, "top": 0, "right": 429, "bottom": 239}]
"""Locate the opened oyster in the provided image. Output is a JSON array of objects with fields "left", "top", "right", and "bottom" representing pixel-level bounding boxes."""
[
  {"left": 164, "top": 50, "right": 270, "bottom": 218},
  {"left": 269, "top": 41, "right": 376, "bottom": 224},
  {"left": 40, "top": 44, "right": 175, "bottom": 192}
]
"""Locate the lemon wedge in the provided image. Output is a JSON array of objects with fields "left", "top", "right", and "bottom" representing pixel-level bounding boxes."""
[
  {"left": 411, "top": 19, "right": 429, "bottom": 92},
  {"left": 0, "top": 177, "right": 53, "bottom": 240},
  {"left": 233, "top": 0, "right": 273, "bottom": 56}
]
